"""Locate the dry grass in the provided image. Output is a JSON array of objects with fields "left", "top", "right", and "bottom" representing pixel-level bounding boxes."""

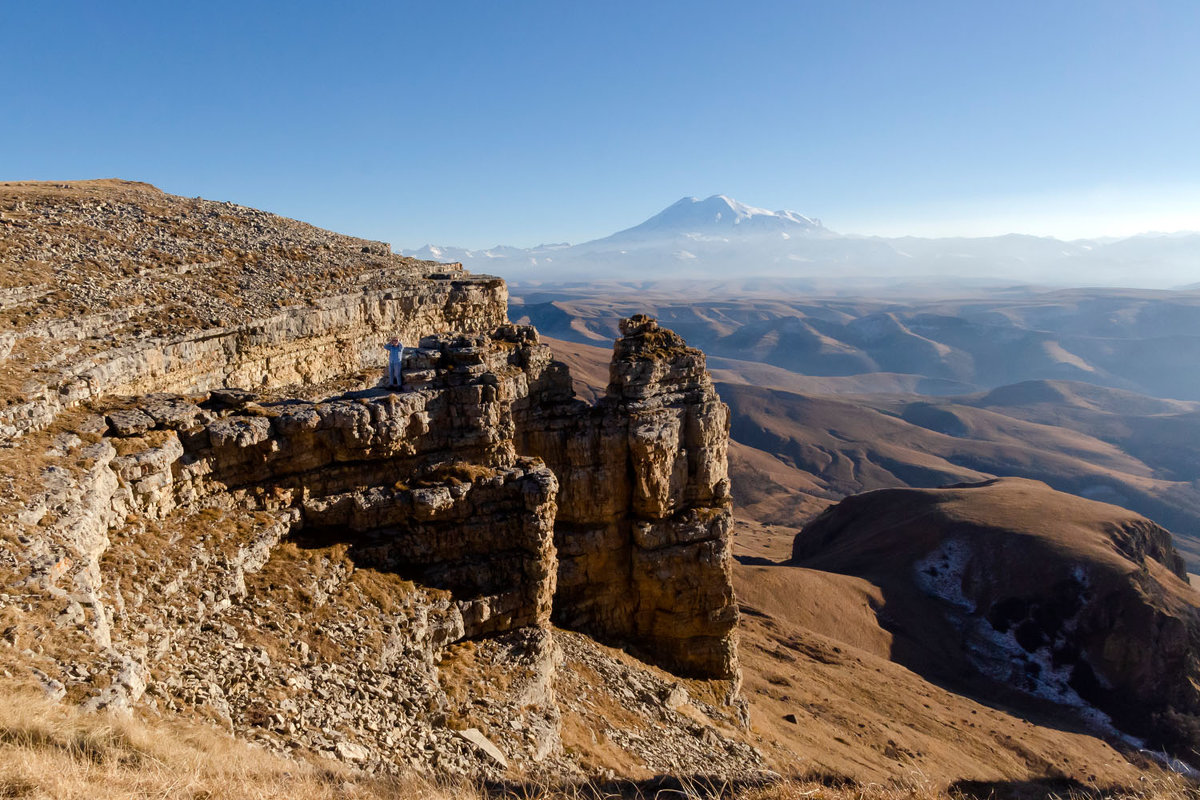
[
  {"left": 236, "top": 537, "right": 424, "bottom": 665},
  {"left": 1, "top": 682, "right": 1197, "bottom": 799},
  {"left": 0, "top": 684, "right": 470, "bottom": 800},
  {"left": 742, "top": 774, "right": 1200, "bottom": 800},
  {"left": 416, "top": 461, "right": 498, "bottom": 487},
  {"left": 0, "top": 336, "right": 57, "bottom": 405}
]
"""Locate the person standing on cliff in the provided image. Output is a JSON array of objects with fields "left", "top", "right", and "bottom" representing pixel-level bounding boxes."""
[{"left": 384, "top": 336, "right": 405, "bottom": 388}]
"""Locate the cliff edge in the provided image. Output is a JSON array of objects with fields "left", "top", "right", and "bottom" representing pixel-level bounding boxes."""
[{"left": 0, "top": 181, "right": 746, "bottom": 780}]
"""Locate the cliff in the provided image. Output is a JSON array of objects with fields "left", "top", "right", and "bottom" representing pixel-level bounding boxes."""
[
  {"left": 791, "top": 478, "right": 1200, "bottom": 755},
  {"left": 0, "top": 181, "right": 744, "bottom": 780},
  {"left": 0, "top": 179, "right": 506, "bottom": 439},
  {"left": 518, "top": 314, "right": 737, "bottom": 678}
]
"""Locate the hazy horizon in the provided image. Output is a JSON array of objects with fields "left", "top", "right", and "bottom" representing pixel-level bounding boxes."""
[
  {"left": 401, "top": 193, "right": 1200, "bottom": 291},
  {"left": 403, "top": 191, "right": 1200, "bottom": 251}
]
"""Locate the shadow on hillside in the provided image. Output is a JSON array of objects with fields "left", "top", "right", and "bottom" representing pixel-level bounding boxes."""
[
  {"left": 733, "top": 554, "right": 781, "bottom": 567},
  {"left": 288, "top": 525, "right": 513, "bottom": 603},
  {"left": 871, "top": 591, "right": 1153, "bottom": 752},
  {"left": 867, "top": 577, "right": 1142, "bottom": 747}
]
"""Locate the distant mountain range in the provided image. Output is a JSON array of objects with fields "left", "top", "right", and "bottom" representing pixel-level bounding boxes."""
[{"left": 403, "top": 194, "right": 1200, "bottom": 289}]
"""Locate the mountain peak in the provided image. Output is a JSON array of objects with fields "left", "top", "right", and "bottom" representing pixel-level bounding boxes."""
[{"left": 607, "top": 195, "right": 824, "bottom": 241}]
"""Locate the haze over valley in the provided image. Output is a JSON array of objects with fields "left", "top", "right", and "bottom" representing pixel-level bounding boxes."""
[
  {"left": 407, "top": 195, "right": 1200, "bottom": 289},
  {"left": 516, "top": 284, "right": 1200, "bottom": 569}
]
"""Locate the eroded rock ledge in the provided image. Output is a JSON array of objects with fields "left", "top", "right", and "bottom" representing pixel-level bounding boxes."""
[
  {"left": 1, "top": 182, "right": 743, "bottom": 776},
  {"left": 101, "top": 316, "right": 738, "bottom": 677},
  {"left": 5, "top": 311, "right": 740, "bottom": 774},
  {"left": 0, "top": 179, "right": 507, "bottom": 439},
  {"left": 518, "top": 314, "right": 738, "bottom": 678}
]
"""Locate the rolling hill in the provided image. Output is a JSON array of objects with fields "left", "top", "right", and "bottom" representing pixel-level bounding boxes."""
[
  {"left": 516, "top": 287, "right": 1200, "bottom": 401},
  {"left": 540, "top": 324, "right": 1200, "bottom": 569},
  {"left": 790, "top": 478, "right": 1200, "bottom": 754}
]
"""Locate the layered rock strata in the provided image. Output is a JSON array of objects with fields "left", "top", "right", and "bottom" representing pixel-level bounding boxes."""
[
  {"left": 1, "top": 182, "right": 741, "bottom": 775},
  {"left": 1, "top": 272, "right": 506, "bottom": 440},
  {"left": 82, "top": 326, "right": 563, "bottom": 642},
  {"left": 0, "top": 180, "right": 507, "bottom": 439},
  {"left": 7, "top": 316, "right": 738, "bottom": 771},
  {"left": 517, "top": 314, "right": 738, "bottom": 678},
  {"left": 125, "top": 315, "right": 739, "bottom": 677}
]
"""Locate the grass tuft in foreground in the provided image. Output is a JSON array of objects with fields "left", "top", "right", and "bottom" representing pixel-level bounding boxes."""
[{"left": 0, "top": 686, "right": 463, "bottom": 800}]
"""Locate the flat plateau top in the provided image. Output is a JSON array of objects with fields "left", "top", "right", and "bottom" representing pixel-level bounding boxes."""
[
  {"left": 0, "top": 178, "right": 460, "bottom": 336},
  {"left": 0, "top": 179, "right": 497, "bottom": 415}
]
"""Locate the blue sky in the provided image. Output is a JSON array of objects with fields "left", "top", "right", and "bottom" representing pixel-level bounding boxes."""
[{"left": 4, "top": 1, "right": 1199, "bottom": 248}]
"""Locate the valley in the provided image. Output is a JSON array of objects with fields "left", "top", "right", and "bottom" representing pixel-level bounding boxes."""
[{"left": 520, "top": 288, "right": 1200, "bottom": 568}]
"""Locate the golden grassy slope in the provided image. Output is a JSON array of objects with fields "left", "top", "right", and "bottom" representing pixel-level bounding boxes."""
[
  {"left": 0, "top": 685, "right": 461, "bottom": 800},
  {"left": 3, "top": 680, "right": 1197, "bottom": 799}
]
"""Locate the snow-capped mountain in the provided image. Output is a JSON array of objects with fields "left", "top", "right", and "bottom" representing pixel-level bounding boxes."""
[
  {"left": 402, "top": 196, "right": 1200, "bottom": 289},
  {"left": 600, "top": 195, "right": 825, "bottom": 242}
]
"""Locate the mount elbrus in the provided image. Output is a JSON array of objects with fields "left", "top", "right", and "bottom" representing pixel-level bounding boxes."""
[{"left": 2, "top": 180, "right": 1199, "bottom": 791}]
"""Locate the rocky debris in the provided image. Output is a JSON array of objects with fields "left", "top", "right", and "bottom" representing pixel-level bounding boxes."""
[
  {"left": 792, "top": 477, "right": 1200, "bottom": 759},
  {"left": 663, "top": 684, "right": 689, "bottom": 710},
  {"left": 458, "top": 728, "right": 509, "bottom": 768},
  {"left": 106, "top": 408, "right": 155, "bottom": 436},
  {"left": 30, "top": 667, "right": 66, "bottom": 701},
  {"left": 0, "top": 181, "right": 747, "bottom": 784},
  {"left": 336, "top": 741, "right": 371, "bottom": 763},
  {"left": 437, "top": 627, "right": 563, "bottom": 771},
  {"left": 553, "top": 630, "right": 764, "bottom": 779},
  {"left": 99, "top": 507, "right": 527, "bottom": 777}
]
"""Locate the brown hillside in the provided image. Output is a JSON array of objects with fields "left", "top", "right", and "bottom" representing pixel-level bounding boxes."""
[
  {"left": 540, "top": 337, "right": 1197, "bottom": 789},
  {"left": 791, "top": 478, "right": 1200, "bottom": 759}
]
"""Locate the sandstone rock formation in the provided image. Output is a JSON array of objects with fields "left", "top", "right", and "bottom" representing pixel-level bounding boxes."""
[
  {"left": 517, "top": 314, "right": 738, "bottom": 678},
  {"left": 791, "top": 477, "right": 1200, "bottom": 756},
  {"left": 0, "top": 180, "right": 506, "bottom": 440},
  {"left": 7, "top": 318, "right": 738, "bottom": 771},
  {"left": 1, "top": 184, "right": 742, "bottom": 778}
]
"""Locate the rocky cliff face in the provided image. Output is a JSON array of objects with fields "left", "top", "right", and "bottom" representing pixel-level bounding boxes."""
[
  {"left": 1, "top": 186, "right": 742, "bottom": 778},
  {"left": 0, "top": 180, "right": 507, "bottom": 439},
  {"left": 517, "top": 315, "right": 737, "bottom": 678}
]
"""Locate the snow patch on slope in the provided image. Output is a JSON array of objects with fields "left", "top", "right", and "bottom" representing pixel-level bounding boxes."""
[{"left": 914, "top": 541, "right": 1113, "bottom": 727}]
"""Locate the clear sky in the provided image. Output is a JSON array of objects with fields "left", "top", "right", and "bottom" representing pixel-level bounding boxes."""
[{"left": 4, "top": 1, "right": 1199, "bottom": 248}]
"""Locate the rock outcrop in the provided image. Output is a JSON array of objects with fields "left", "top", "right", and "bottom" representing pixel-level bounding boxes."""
[
  {"left": 517, "top": 314, "right": 738, "bottom": 678},
  {"left": 791, "top": 477, "right": 1200, "bottom": 757},
  {"left": 0, "top": 180, "right": 506, "bottom": 440},
  {"left": 178, "top": 326, "right": 563, "bottom": 639},
  {"left": 0, "top": 181, "right": 743, "bottom": 780},
  {"left": 70, "top": 317, "right": 739, "bottom": 673}
]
